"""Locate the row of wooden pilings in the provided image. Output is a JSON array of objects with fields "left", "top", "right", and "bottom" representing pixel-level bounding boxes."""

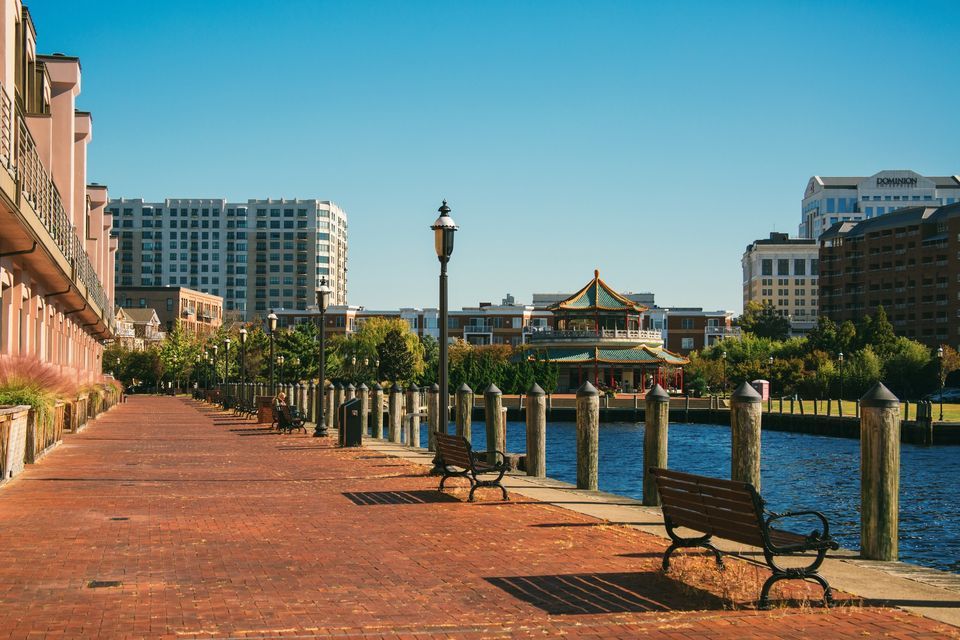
[{"left": 219, "top": 376, "right": 902, "bottom": 562}]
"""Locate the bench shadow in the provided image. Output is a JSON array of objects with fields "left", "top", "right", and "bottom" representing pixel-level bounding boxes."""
[
  {"left": 484, "top": 571, "right": 727, "bottom": 614},
  {"left": 342, "top": 490, "right": 459, "bottom": 505}
]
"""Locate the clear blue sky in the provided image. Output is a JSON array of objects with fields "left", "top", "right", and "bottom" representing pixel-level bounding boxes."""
[{"left": 33, "top": 0, "right": 960, "bottom": 312}]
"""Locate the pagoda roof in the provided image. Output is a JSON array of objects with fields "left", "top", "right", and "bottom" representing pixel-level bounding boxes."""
[
  {"left": 548, "top": 270, "right": 647, "bottom": 313},
  {"left": 527, "top": 345, "right": 688, "bottom": 366}
]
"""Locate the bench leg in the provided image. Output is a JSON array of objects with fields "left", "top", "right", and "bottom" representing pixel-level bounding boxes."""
[{"left": 759, "top": 571, "right": 833, "bottom": 610}]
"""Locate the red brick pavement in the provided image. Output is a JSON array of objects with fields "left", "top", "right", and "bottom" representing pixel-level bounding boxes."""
[{"left": 0, "top": 396, "right": 954, "bottom": 639}]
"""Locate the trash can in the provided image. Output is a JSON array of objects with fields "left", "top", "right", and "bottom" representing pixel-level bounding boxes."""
[{"left": 339, "top": 397, "right": 363, "bottom": 447}]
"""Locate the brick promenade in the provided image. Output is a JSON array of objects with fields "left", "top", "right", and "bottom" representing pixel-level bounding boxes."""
[{"left": 0, "top": 396, "right": 955, "bottom": 639}]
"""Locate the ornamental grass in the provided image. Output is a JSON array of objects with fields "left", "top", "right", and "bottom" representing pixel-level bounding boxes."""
[{"left": 0, "top": 356, "right": 79, "bottom": 425}]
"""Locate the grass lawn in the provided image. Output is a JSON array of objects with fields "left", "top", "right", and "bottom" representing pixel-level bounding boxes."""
[{"left": 754, "top": 398, "right": 960, "bottom": 422}]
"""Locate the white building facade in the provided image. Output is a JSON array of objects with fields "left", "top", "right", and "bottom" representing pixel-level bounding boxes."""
[
  {"left": 801, "top": 170, "right": 960, "bottom": 239},
  {"left": 742, "top": 233, "right": 820, "bottom": 335},
  {"left": 109, "top": 198, "right": 348, "bottom": 320}
]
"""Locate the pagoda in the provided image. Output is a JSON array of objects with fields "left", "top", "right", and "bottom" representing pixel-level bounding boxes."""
[{"left": 525, "top": 270, "right": 688, "bottom": 392}]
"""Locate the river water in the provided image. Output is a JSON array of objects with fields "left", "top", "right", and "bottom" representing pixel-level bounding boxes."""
[{"left": 419, "top": 420, "right": 960, "bottom": 573}]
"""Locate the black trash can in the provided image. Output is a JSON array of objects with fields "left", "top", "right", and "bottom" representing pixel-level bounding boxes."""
[{"left": 338, "top": 397, "right": 363, "bottom": 447}]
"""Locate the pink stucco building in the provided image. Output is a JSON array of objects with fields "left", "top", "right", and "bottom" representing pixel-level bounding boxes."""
[{"left": 0, "top": 2, "right": 115, "bottom": 381}]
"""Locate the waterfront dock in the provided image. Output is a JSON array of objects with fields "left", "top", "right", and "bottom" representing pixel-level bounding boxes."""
[{"left": 0, "top": 395, "right": 957, "bottom": 639}]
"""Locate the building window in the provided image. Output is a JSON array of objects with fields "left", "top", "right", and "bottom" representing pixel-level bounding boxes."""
[
  {"left": 681, "top": 337, "right": 694, "bottom": 350},
  {"left": 777, "top": 259, "right": 789, "bottom": 275},
  {"left": 794, "top": 259, "right": 806, "bottom": 276},
  {"left": 761, "top": 259, "right": 772, "bottom": 276},
  {"left": 680, "top": 318, "right": 694, "bottom": 330}
]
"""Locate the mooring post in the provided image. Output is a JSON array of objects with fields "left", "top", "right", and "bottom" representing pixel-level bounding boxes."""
[
  {"left": 731, "top": 381, "right": 763, "bottom": 490},
  {"left": 325, "top": 383, "right": 335, "bottom": 431},
  {"left": 576, "top": 381, "right": 600, "bottom": 491},
  {"left": 456, "top": 383, "right": 473, "bottom": 441},
  {"left": 643, "top": 384, "right": 670, "bottom": 506},
  {"left": 357, "top": 383, "right": 369, "bottom": 437},
  {"left": 333, "top": 383, "right": 344, "bottom": 430},
  {"left": 525, "top": 383, "right": 546, "bottom": 477},
  {"left": 388, "top": 382, "right": 403, "bottom": 443},
  {"left": 406, "top": 382, "right": 420, "bottom": 448},
  {"left": 860, "top": 382, "right": 900, "bottom": 561},
  {"left": 484, "top": 384, "right": 504, "bottom": 465},
  {"left": 307, "top": 381, "right": 316, "bottom": 423},
  {"left": 370, "top": 383, "right": 384, "bottom": 438},
  {"left": 346, "top": 383, "right": 356, "bottom": 402},
  {"left": 427, "top": 383, "right": 439, "bottom": 451}
]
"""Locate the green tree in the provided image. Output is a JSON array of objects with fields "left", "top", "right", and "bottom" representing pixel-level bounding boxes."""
[
  {"left": 738, "top": 300, "right": 790, "bottom": 341},
  {"left": 418, "top": 335, "right": 440, "bottom": 386},
  {"left": 861, "top": 306, "right": 896, "bottom": 358},
  {"left": 158, "top": 321, "right": 198, "bottom": 388},
  {"left": 377, "top": 328, "right": 417, "bottom": 383}
]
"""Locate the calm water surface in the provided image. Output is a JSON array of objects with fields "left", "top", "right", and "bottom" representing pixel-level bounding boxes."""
[{"left": 419, "top": 420, "right": 960, "bottom": 573}]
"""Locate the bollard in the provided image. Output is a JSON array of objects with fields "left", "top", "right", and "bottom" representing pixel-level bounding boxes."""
[
  {"left": 860, "top": 382, "right": 900, "bottom": 561},
  {"left": 730, "top": 381, "right": 763, "bottom": 490},
  {"left": 325, "top": 383, "right": 335, "bottom": 431},
  {"left": 346, "top": 383, "right": 356, "bottom": 402},
  {"left": 333, "top": 383, "right": 344, "bottom": 430},
  {"left": 525, "top": 383, "right": 546, "bottom": 477},
  {"left": 357, "top": 383, "right": 369, "bottom": 438},
  {"left": 406, "top": 382, "right": 420, "bottom": 447},
  {"left": 388, "top": 382, "right": 403, "bottom": 443},
  {"left": 790, "top": 395, "right": 795, "bottom": 415},
  {"left": 903, "top": 401, "right": 909, "bottom": 422},
  {"left": 643, "top": 384, "right": 670, "bottom": 506},
  {"left": 484, "top": 384, "right": 504, "bottom": 465},
  {"left": 855, "top": 399, "right": 860, "bottom": 419},
  {"left": 427, "top": 383, "right": 439, "bottom": 451},
  {"left": 456, "top": 383, "right": 473, "bottom": 441},
  {"left": 296, "top": 383, "right": 305, "bottom": 416},
  {"left": 370, "top": 383, "right": 384, "bottom": 438},
  {"left": 827, "top": 398, "right": 833, "bottom": 417},
  {"left": 576, "top": 381, "right": 600, "bottom": 491},
  {"left": 799, "top": 395, "right": 805, "bottom": 415}
]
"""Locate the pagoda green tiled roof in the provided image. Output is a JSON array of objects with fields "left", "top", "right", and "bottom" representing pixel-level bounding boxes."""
[
  {"left": 549, "top": 270, "right": 647, "bottom": 313},
  {"left": 527, "top": 346, "right": 688, "bottom": 366}
]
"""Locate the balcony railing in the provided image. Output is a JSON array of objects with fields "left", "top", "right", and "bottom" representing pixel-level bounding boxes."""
[
  {"left": 0, "top": 90, "right": 110, "bottom": 323},
  {"left": 525, "top": 328, "right": 663, "bottom": 342}
]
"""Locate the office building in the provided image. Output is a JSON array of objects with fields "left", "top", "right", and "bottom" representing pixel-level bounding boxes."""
[
  {"left": 819, "top": 202, "right": 960, "bottom": 347},
  {"left": 108, "top": 198, "right": 347, "bottom": 320},
  {"left": 742, "top": 233, "right": 820, "bottom": 336},
  {"left": 115, "top": 286, "right": 222, "bottom": 335},
  {"left": 0, "top": 3, "right": 115, "bottom": 381},
  {"left": 801, "top": 170, "right": 960, "bottom": 239}
]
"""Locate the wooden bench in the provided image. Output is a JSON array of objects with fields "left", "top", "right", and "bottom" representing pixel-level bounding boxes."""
[
  {"left": 276, "top": 404, "right": 306, "bottom": 434},
  {"left": 435, "top": 432, "right": 509, "bottom": 502},
  {"left": 650, "top": 468, "right": 839, "bottom": 609}
]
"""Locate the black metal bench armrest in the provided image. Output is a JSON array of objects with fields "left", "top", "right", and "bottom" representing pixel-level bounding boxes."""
[
  {"left": 472, "top": 449, "right": 508, "bottom": 468},
  {"left": 764, "top": 510, "right": 839, "bottom": 552}
]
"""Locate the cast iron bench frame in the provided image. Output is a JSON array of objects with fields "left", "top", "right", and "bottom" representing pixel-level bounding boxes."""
[
  {"left": 435, "top": 432, "right": 509, "bottom": 502},
  {"left": 650, "top": 467, "right": 839, "bottom": 609},
  {"left": 275, "top": 404, "right": 306, "bottom": 434}
]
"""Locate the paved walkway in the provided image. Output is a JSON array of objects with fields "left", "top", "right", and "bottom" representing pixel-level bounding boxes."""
[{"left": 0, "top": 396, "right": 955, "bottom": 639}]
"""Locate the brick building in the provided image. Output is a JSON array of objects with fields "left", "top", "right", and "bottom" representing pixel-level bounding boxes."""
[{"left": 116, "top": 286, "right": 223, "bottom": 335}]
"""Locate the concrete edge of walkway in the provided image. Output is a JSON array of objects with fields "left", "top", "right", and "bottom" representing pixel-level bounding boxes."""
[{"left": 361, "top": 436, "right": 960, "bottom": 629}]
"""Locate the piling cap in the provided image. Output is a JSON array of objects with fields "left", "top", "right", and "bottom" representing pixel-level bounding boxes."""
[
  {"left": 485, "top": 383, "right": 502, "bottom": 395},
  {"left": 390, "top": 381, "right": 403, "bottom": 394},
  {"left": 346, "top": 383, "right": 355, "bottom": 391},
  {"left": 358, "top": 383, "right": 368, "bottom": 391},
  {"left": 333, "top": 382, "right": 343, "bottom": 390},
  {"left": 527, "top": 382, "right": 545, "bottom": 396},
  {"left": 407, "top": 382, "right": 419, "bottom": 392},
  {"left": 731, "top": 381, "right": 762, "bottom": 403},
  {"left": 430, "top": 383, "right": 440, "bottom": 392},
  {"left": 325, "top": 383, "right": 334, "bottom": 391},
  {"left": 577, "top": 381, "right": 599, "bottom": 397},
  {"left": 861, "top": 381, "right": 900, "bottom": 408},
  {"left": 457, "top": 382, "right": 473, "bottom": 393},
  {"left": 646, "top": 384, "right": 670, "bottom": 403},
  {"left": 372, "top": 382, "right": 383, "bottom": 391}
]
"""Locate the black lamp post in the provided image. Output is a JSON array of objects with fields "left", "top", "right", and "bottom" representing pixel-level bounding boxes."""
[
  {"left": 767, "top": 355, "right": 774, "bottom": 406},
  {"left": 278, "top": 355, "right": 285, "bottom": 386},
  {"left": 223, "top": 338, "right": 231, "bottom": 385},
  {"left": 239, "top": 328, "right": 248, "bottom": 398},
  {"left": 267, "top": 312, "right": 278, "bottom": 393},
  {"left": 431, "top": 200, "right": 458, "bottom": 439},
  {"left": 721, "top": 350, "right": 727, "bottom": 397},
  {"left": 194, "top": 354, "right": 200, "bottom": 390},
  {"left": 212, "top": 344, "right": 219, "bottom": 391},
  {"left": 314, "top": 278, "right": 332, "bottom": 437},
  {"left": 838, "top": 351, "right": 844, "bottom": 403},
  {"left": 203, "top": 350, "right": 209, "bottom": 389},
  {"left": 938, "top": 346, "right": 944, "bottom": 421}
]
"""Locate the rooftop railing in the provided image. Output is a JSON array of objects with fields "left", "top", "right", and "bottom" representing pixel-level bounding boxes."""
[{"left": 525, "top": 328, "right": 663, "bottom": 342}]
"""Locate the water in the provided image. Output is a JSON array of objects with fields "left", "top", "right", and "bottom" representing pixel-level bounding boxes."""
[{"left": 419, "top": 420, "right": 960, "bottom": 573}]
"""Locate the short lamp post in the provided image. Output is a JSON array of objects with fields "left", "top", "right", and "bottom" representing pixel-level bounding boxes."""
[
  {"left": 431, "top": 199, "right": 458, "bottom": 443},
  {"left": 223, "top": 338, "right": 231, "bottom": 385},
  {"left": 314, "top": 278, "right": 332, "bottom": 437},
  {"left": 721, "top": 350, "right": 727, "bottom": 397},
  {"left": 267, "top": 312, "right": 278, "bottom": 393},
  {"left": 239, "top": 328, "right": 248, "bottom": 396},
  {"left": 838, "top": 351, "right": 844, "bottom": 403},
  {"left": 278, "top": 355, "right": 285, "bottom": 386},
  {"left": 203, "top": 350, "right": 209, "bottom": 389},
  {"left": 767, "top": 355, "right": 774, "bottom": 406},
  {"left": 938, "top": 346, "right": 944, "bottom": 421},
  {"left": 194, "top": 354, "right": 200, "bottom": 390},
  {"left": 212, "top": 344, "right": 219, "bottom": 392}
]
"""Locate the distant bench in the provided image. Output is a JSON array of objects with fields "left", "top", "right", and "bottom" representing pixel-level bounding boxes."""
[
  {"left": 650, "top": 467, "right": 839, "bottom": 609},
  {"left": 435, "top": 433, "right": 509, "bottom": 502}
]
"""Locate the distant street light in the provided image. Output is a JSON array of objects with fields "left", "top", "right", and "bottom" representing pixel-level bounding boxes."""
[
  {"left": 938, "top": 346, "right": 945, "bottom": 422},
  {"left": 239, "top": 328, "right": 248, "bottom": 398},
  {"left": 267, "top": 312, "right": 278, "bottom": 393},
  {"left": 838, "top": 352, "right": 844, "bottom": 403},
  {"left": 314, "top": 277, "right": 332, "bottom": 438},
  {"left": 223, "top": 338, "right": 231, "bottom": 385},
  {"left": 431, "top": 200, "right": 458, "bottom": 469}
]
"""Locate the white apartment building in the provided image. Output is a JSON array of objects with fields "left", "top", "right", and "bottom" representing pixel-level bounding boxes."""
[
  {"left": 109, "top": 198, "right": 347, "bottom": 320},
  {"left": 801, "top": 169, "right": 960, "bottom": 239},
  {"left": 742, "top": 233, "right": 819, "bottom": 335}
]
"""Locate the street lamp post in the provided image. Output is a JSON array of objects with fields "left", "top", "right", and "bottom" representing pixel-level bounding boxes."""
[
  {"left": 239, "top": 328, "right": 248, "bottom": 400},
  {"left": 938, "top": 346, "right": 944, "bottom": 421},
  {"left": 224, "top": 338, "right": 231, "bottom": 385},
  {"left": 767, "top": 355, "right": 774, "bottom": 407},
  {"left": 278, "top": 355, "right": 285, "bottom": 386},
  {"left": 838, "top": 351, "right": 844, "bottom": 403},
  {"left": 267, "top": 312, "right": 278, "bottom": 393},
  {"left": 314, "top": 278, "right": 332, "bottom": 437},
  {"left": 194, "top": 354, "right": 200, "bottom": 391},
  {"left": 212, "top": 344, "right": 219, "bottom": 393},
  {"left": 431, "top": 200, "right": 458, "bottom": 443},
  {"left": 721, "top": 350, "right": 727, "bottom": 397},
  {"left": 203, "top": 350, "right": 209, "bottom": 389}
]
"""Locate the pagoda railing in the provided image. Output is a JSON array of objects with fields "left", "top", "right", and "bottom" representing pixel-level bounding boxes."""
[{"left": 526, "top": 328, "right": 663, "bottom": 342}]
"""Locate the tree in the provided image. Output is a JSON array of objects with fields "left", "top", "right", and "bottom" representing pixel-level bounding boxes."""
[
  {"left": 158, "top": 321, "right": 198, "bottom": 388},
  {"left": 738, "top": 301, "right": 790, "bottom": 341},
  {"left": 861, "top": 306, "right": 896, "bottom": 358},
  {"left": 377, "top": 328, "right": 416, "bottom": 383},
  {"left": 418, "top": 335, "right": 440, "bottom": 386}
]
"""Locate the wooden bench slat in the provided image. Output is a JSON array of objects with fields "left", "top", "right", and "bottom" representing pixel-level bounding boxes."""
[
  {"left": 656, "top": 477, "right": 759, "bottom": 508},
  {"left": 657, "top": 486, "right": 758, "bottom": 518},
  {"left": 652, "top": 468, "right": 753, "bottom": 492},
  {"left": 663, "top": 506, "right": 765, "bottom": 547}
]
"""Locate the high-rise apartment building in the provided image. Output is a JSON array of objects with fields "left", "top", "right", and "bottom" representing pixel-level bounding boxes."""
[
  {"left": 801, "top": 170, "right": 960, "bottom": 239},
  {"left": 108, "top": 198, "right": 347, "bottom": 320},
  {"left": 0, "top": 3, "right": 115, "bottom": 381},
  {"left": 742, "top": 233, "right": 820, "bottom": 336}
]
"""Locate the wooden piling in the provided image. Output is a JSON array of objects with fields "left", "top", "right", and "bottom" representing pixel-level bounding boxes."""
[
  {"left": 427, "top": 383, "right": 439, "bottom": 451},
  {"left": 406, "top": 383, "right": 420, "bottom": 448},
  {"left": 325, "top": 384, "right": 335, "bottom": 431},
  {"left": 525, "top": 383, "right": 546, "bottom": 477},
  {"left": 860, "top": 382, "right": 900, "bottom": 561},
  {"left": 643, "top": 384, "right": 670, "bottom": 506},
  {"left": 456, "top": 383, "right": 472, "bottom": 441},
  {"left": 370, "top": 383, "right": 384, "bottom": 438},
  {"left": 484, "top": 384, "right": 503, "bottom": 465},
  {"left": 731, "top": 381, "right": 763, "bottom": 490},
  {"left": 576, "top": 381, "right": 600, "bottom": 491},
  {"left": 346, "top": 383, "right": 356, "bottom": 402},
  {"left": 357, "top": 383, "right": 369, "bottom": 438},
  {"left": 388, "top": 382, "right": 403, "bottom": 443}
]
